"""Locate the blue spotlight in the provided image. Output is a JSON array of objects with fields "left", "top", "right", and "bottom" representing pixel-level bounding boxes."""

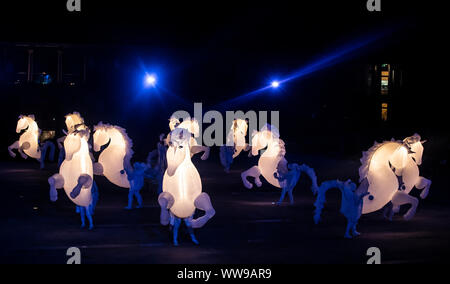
[
  {"left": 214, "top": 27, "right": 395, "bottom": 109},
  {"left": 144, "top": 73, "right": 157, "bottom": 87},
  {"left": 271, "top": 80, "right": 280, "bottom": 88}
]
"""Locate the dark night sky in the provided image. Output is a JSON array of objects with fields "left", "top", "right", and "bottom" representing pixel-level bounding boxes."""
[{"left": 0, "top": 1, "right": 446, "bottom": 158}]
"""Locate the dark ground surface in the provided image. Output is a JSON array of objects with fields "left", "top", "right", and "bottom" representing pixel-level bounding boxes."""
[{"left": 1, "top": 149, "right": 449, "bottom": 264}]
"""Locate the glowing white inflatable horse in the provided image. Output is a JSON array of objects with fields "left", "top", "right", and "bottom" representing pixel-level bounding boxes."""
[
  {"left": 158, "top": 127, "right": 215, "bottom": 246},
  {"left": 241, "top": 124, "right": 285, "bottom": 189},
  {"left": 168, "top": 117, "right": 210, "bottom": 160},
  {"left": 8, "top": 115, "right": 55, "bottom": 169},
  {"left": 48, "top": 129, "right": 96, "bottom": 229},
  {"left": 241, "top": 124, "right": 318, "bottom": 205},
  {"left": 220, "top": 119, "right": 251, "bottom": 172},
  {"left": 359, "top": 134, "right": 431, "bottom": 220},
  {"left": 241, "top": 124, "right": 318, "bottom": 204},
  {"left": 93, "top": 122, "right": 133, "bottom": 188}
]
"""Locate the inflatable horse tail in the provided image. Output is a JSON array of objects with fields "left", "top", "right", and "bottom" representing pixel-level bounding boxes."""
[
  {"left": 274, "top": 163, "right": 319, "bottom": 194},
  {"left": 313, "top": 180, "right": 342, "bottom": 224},
  {"left": 297, "top": 164, "right": 319, "bottom": 195},
  {"left": 288, "top": 164, "right": 319, "bottom": 195}
]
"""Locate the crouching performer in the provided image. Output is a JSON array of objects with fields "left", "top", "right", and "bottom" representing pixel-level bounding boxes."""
[{"left": 158, "top": 128, "right": 215, "bottom": 246}]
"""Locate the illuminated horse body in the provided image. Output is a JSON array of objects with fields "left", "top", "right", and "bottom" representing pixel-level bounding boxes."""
[
  {"left": 241, "top": 124, "right": 285, "bottom": 189},
  {"left": 241, "top": 124, "right": 318, "bottom": 204},
  {"left": 93, "top": 123, "right": 133, "bottom": 188},
  {"left": 57, "top": 112, "right": 88, "bottom": 166},
  {"left": 220, "top": 119, "right": 251, "bottom": 172},
  {"left": 169, "top": 117, "right": 210, "bottom": 160},
  {"left": 8, "top": 115, "right": 55, "bottom": 169},
  {"left": 359, "top": 134, "right": 431, "bottom": 221},
  {"left": 49, "top": 129, "right": 96, "bottom": 229},
  {"left": 158, "top": 128, "right": 215, "bottom": 246},
  {"left": 313, "top": 179, "right": 370, "bottom": 238}
]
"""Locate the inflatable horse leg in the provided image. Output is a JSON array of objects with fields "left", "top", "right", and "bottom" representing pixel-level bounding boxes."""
[
  {"left": 184, "top": 218, "right": 199, "bottom": 245},
  {"left": 219, "top": 146, "right": 233, "bottom": 173},
  {"left": 79, "top": 206, "right": 86, "bottom": 228},
  {"left": 7, "top": 141, "right": 20, "bottom": 158},
  {"left": 241, "top": 166, "right": 262, "bottom": 189},
  {"left": 391, "top": 191, "right": 419, "bottom": 221},
  {"left": 85, "top": 206, "right": 94, "bottom": 230},
  {"left": 191, "top": 193, "right": 216, "bottom": 229},
  {"left": 416, "top": 176, "right": 432, "bottom": 199},
  {"left": 134, "top": 190, "right": 143, "bottom": 208},
  {"left": 344, "top": 221, "right": 353, "bottom": 239},
  {"left": 158, "top": 192, "right": 175, "bottom": 226},
  {"left": 125, "top": 190, "right": 134, "bottom": 210},
  {"left": 70, "top": 174, "right": 93, "bottom": 199},
  {"left": 276, "top": 184, "right": 294, "bottom": 205},
  {"left": 172, "top": 217, "right": 182, "bottom": 246},
  {"left": 191, "top": 145, "right": 210, "bottom": 160},
  {"left": 344, "top": 220, "right": 359, "bottom": 239},
  {"left": 78, "top": 206, "right": 93, "bottom": 229},
  {"left": 93, "top": 162, "right": 104, "bottom": 176},
  {"left": 48, "top": 174, "right": 65, "bottom": 202},
  {"left": 352, "top": 222, "right": 360, "bottom": 237},
  {"left": 288, "top": 188, "right": 295, "bottom": 205},
  {"left": 125, "top": 189, "right": 143, "bottom": 210},
  {"left": 18, "top": 141, "right": 30, "bottom": 159}
]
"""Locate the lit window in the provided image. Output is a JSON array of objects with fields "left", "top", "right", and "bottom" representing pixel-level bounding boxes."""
[
  {"left": 381, "top": 64, "right": 390, "bottom": 95},
  {"left": 381, "top": 103, "right": 388, "bottom": 121}
]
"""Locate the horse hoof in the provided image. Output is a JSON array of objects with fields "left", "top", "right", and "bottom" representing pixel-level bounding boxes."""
[
  {"left": 191, "top": 237, "right": 199, "bottom": 245},
  {"left": 403, "top": 212, "right": 415, "bottom": 221},
  {"left": 420, "top": 189, "right": 429, "bottom": 199}
]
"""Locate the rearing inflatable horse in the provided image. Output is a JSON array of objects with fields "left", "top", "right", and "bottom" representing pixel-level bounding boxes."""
[
  {"left": 158, "top": 127, "right": 215, "bottom": 246},
  {"left": 359, "top": 133, "right": 431, "bottom": 220},
  {"left": 241, "top": 124, "right": 318, "bottom": 204},
  {"left": 48, "top": 129, "right": 96, "bottom": 229},
  {"left": 93, "top": 122, "right": 133, "bottom": 188},
  {"left": 241, "top": 124, "right": 286, "bottom": 189},
  {"left": 220, "top": 119, "right": 251, "bottom": 172},
  {"left": 8, "top": 115, "right": 55, "bottom": 169}
]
